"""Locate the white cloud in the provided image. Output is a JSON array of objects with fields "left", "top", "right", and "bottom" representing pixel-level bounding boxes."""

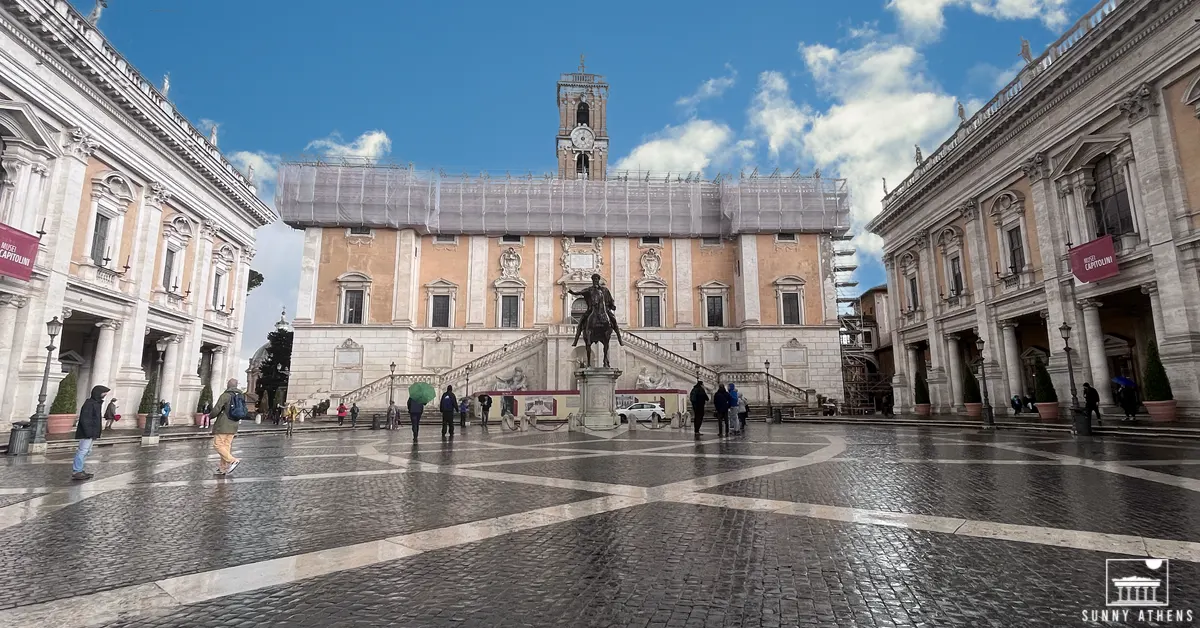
[
  {"left": 613, "top": 119, "right": 745, "bottom": 174},
  {"left": 676, "top": 66, "right": 737, "bottom": 112},
  {"left": 306, "top": 130, "right": 392, "bottom": 160},
  {"left": 888, "top": 0, "right": 1069, "bottom": 40},
  {"left": 747, "top": 71, "right": 811, "bottom": 159},
  {"left": 228, "top": 151, "right": 279, "bottom": 191}
]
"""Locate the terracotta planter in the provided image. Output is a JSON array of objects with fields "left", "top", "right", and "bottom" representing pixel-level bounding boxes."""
[
  {"left": 914, "top": 404, "right": 931, "bottom": 416},
  {"left": 1143, "top": 400, "right": 1177, "bottom": 423},
  {"left": 136, "top": 413, "right": 147, "bottom": 429},
  {"left": 1035, "top": 402, "right": 1059, "bottom": 421},
  {"left": 964, "top": 403, "right": 983, "bottom": 417},
  {"left": 47, "top": 414, "right": 75, "bottom": 435},
  {"left": 194, "top": 413, "right": 208, "bottom": 426}
]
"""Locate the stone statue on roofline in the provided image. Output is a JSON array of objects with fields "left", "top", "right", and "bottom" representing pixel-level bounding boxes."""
[{"left": 1019, "top": 38, "right": 1034, "bottom": 64}]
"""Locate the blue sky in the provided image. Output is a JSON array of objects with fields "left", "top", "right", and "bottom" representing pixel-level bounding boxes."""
[{"left": 74, "top": 0, "right": 1092, "bottom": 367}]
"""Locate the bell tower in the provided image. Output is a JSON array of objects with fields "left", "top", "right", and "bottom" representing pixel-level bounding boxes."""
[{"left": 557, "top": 56, "right": 609, "bottom": 180}]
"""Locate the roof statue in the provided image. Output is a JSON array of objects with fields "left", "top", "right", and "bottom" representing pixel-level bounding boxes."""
[
  {"left": 957, "top": 101, "right": 966, "bottom": 123},
  {"left": 914, "top": 144, "right": 923, "bottom": 164},
  {"left": 162, "top": 72, "right": 170, "bottom": 99},
  {"left": 87, "top": 0, "right": 107, "bottom": 26},
  {"left": 882, "top": 177, "right": 888, "bottom": 195},
  {"left": 579, "top": 53, "right": 586, "bottom": 73},
  {"left": 1019, "top": 38, "right": 1034, "bottom": 64},
  {"left": 209, "top": 123, "right": 219, "bottom": 147}
]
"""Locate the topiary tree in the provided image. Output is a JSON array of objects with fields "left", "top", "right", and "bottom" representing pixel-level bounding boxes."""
[
  {"left": 961, "top": 363, "right": 982, "bottom": 404},
  {"left": 139, "top": 373, "right": 158, "bottom": 414},
  {"left": 1142, "top": 343, "right": 1173, "bottom": 401},
  {"left": 49, "top": 370, "right": 78, "bottom": 415},
  {"left": 1033, "top": 359, "right": 1058, "bottom": 403},
  {"left": 913, "top": 371, "right": 931, "bottom": 405},
  {"left": 196, "top": 384, "right": 213, "bottom": 413}
]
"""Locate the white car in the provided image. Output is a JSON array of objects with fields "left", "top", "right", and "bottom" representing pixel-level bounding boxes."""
[{"left": 618, "top": 402, "right": 665, "bottom": 423}]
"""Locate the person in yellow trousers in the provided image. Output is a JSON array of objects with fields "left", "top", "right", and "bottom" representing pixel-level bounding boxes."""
[
  {"left": 285, "top": 402, "right": 299, "bottom": 436},
  {"left": 211, "top": 378, "right": 249, "bottom": 476}
]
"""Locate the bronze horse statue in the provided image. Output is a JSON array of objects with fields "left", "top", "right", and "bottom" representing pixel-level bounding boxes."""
[
  {"left": 570, "top": 273, "right": 624, "bottom": 368},
  {"left": 580, "top": 309, "right": 616, "bottom": 368}
]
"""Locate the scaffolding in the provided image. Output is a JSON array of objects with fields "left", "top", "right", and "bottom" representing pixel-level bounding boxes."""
[
  {"left": 275, "top": 162, "right": 850, "bottom": 236},
  {"left": 832, "top": 235, "right": 889, "bottom": 414}
]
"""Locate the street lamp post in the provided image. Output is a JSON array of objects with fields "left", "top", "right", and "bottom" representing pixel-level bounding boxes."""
[
  {"left": 388, "top": 361, "right": 397, "bottom": 406},
  {"left": 29, "top": 316, "right": 64, "bottom": 452},
  {"left": 1060, "top": 323, "right": 1085, "bottom": 435},
  {"left": 764, "top": 359, "right": 774, "bottom": 421},
  {"left": 143, "top": 338, "right": 168, "bottom": 440},
  {"left": 465, "top": 365, "right": 471, "bottom": 399},
  {"left": 974, "top": 337, "right": 994, "bottom": 428}
]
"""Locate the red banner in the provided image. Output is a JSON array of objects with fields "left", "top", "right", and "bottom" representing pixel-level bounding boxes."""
[
  {"left": 1069, "top": 235, "right": 1119, "bottom": 283},
  {"left": 0, "top": 223, "right": 40, "bottom": 282}
]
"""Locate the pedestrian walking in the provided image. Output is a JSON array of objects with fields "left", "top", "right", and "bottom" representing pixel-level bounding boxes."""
[
  {"left": 440, "top": 385, "right": 458, "bottom": 438},
  {"left": 1010, "top": 394, "right": 1022, "bottom": 415},
  {"left": 459, "top": 396, "right": 469, "bottom": 428},
  {"left": 479, "top": 394, "right": 492, "bottom": 427},
  {"left": 211, "top": 378, "right": 248, "bottom": 476},
  {"left": 159, "top": 400, "right": 171, "bottom": 427},
  {"left": 882, "top": 393, "right": 894, "bottom": 418},
  {"left": 387, "top": 401, "right": 399, "bottom": 430},
  {"left": 285, "top": 402, "right": 298, "bottom": 436},
  {"left": 689, "top": 380, "right": 708, "bottom": 437},
  {"left": 1082, "top": 382, "right": 1102, "bottom": 424},
  {"left": 336, "top": 402, "right": 348, "bottom": 426},
  {"left": 407, "top": 396, "right": 424, "bottom": 440},
  {"left": 103, "top": 397, "right": 118, "bottom": 432},
  {"left": 734, "top": 393, "right": 749, "bottom": 435},
  {"left": 197, "top": 399, "right": 211, "bottom": 430},
  {"left": 71, "top": 385, "right": 109, "bottom": 481},
  {"left": 713, "top": 384, "right": 732, "bottom": 437},
  {"left": 1117, "top": 384, "right": 1139, "bottom": 422},
  {"left": 350, "top": 402, "right": 360, "bottom": 428}
]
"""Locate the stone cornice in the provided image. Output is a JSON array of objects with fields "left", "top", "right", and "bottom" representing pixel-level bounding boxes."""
[
  {"left": 0, "top": 0, "right": 274, "bottom": 227},
  {"left": 869, "top": 0, "right": 1190, "bottom": 235}
]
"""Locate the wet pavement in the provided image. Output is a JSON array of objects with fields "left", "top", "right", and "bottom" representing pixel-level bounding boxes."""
[{"left": 1, "top": 423, "right": 1198, "bottom": 627}]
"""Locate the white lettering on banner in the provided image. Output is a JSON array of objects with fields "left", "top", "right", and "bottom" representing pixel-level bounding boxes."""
[
  {"left": 1083, "top": 253, "right": 1113, "bottom": 272},
  {"left": 0, "top": 244, "right": 30, "bottom": 267}
]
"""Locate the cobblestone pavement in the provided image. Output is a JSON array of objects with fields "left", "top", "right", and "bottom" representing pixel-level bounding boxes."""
[{"left": 0, "top": 423, "right": 1198, "bottom": 627}]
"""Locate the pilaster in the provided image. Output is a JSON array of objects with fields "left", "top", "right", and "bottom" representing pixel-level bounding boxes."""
[
  {"left": 466, "top": 235, "right": 488, "bottom": 327},
  {"left": 611, "top": 237, "right": 629, "bottom": 325},
  {"left": 534, "top": 236, "right": 553, "bottom": 324},
  {"left": 672, "top": 239, "right": 693, "bottom": 327},
  {"left": 295, "top": 227, "right": 323, "bottom": 323},
  {"left": 737, "top": 234, "right": 761, "bottom": 325}
]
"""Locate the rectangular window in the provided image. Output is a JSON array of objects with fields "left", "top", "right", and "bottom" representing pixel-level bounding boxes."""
[
  {"left": 501, "top": 235, "right": 522, "bottom": 243},
  {"left": 908, "top": 276, "right": 920, "bottom": 309},
  {"left": 348, "top": 226, "right": 372, "bottom": 236},
  {"left": 500, "top": 295, "right": 519, "bottom": 328},
  {"left": 643, "top": 295, "right": 661, "bottom": 327},
  {"left": 91, "top": 214, "right": 110, "bottom": 264},
  {"left": 863, "top": 330, "right": 873, "bottom": 345},
  {"left": 781, "top": 293, "right": 801, "bottom": 325},
  {"left": 211, "top": 272, "right": 225, "bottom": 309},
  {"left": 1007, "top": 227, "right": 1025, "bottom": 271},
  {"left": 701, "top": 237, "right": 722, "bottom": 246},
  {"left": 949, "top": 256, "right": 963, "bottom": 295},
  {"left": 434, "top": 234, "right": 457, "bottom": 244},
  {"left": 431, "top": 294, "right": 451, "bottom": 328},
  {"left": 162, "top": 248, "right": 177, "bottom": 289},
  {"left": 640, "top": 236, "right": 661, "bottom": 245},
  {"left": 574, "top": 236, "right": 593, "bottom": 244},
  {"left": 706, "top": 295, "right": 724, "bottom": 327},
  {"left": 343, "top": 289, "right": 365, "bottom": 325},
  {"left": 776, "top": 233, "right": 797, "bottom": 242}
]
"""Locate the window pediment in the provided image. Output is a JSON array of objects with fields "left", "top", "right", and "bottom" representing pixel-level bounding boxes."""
[
  {"left": 935, "top": 226, "right": 963, "bottom": 252},
  {"left": 425, "top": 278, "right": 458, "bottom": 295},
  {"left": 635, "top": 276, "right": 667, "bottom": 290},
  {"left": 337, "top": 271, "right": 373, "bottom": 285},
  {"left": 212, "top": 244, "right": 236, "bottom": 272},
  {"left": 0, "top": 100, "right": 59, "bottom": 156},
  {"left": 1052, "top": 134, "right": 1128, "bottom": 179},
  {"left": 773, "top": 275, "right": 806, "bottom": 288},
  {"left": 1184, "top": 73, "right": 1200, "bottom": 117},
  {"left": 163, "top": 215, "right": 194, "bottom": 246},
  {"left": 91, "top": 171, "right": 135, "bottom": 206},
  {"left": 989, "top": 190, "right": 1025, "bottom": 224},
  {"left": 493, "top": 276, "right": 526, "bottom": 290},
  {"left": 697, "top": 280, "right": 730, "bottom": 293}
]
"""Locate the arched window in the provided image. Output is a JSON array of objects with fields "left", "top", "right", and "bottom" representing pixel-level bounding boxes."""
[
  {"left": 570, "top": 297, "right": 587, "bottom": 324},
  {"left": 1090, "top": 154, "right": 1134, "bottom": 237},
  {"left": 576, "top": 153, "right": 590, "bottom": 179},
  {"left": 577, "top": 102, "right": 590, "bottom": 127}
]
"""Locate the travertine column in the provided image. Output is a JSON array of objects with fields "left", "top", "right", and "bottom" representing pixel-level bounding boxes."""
[
  {"left": 945, "top": 334, "right": 964, "bottom": 411},
  {"left": 159, "top": 336, "right": 182, "bottom": 422},
  {"left": 1141, "top": 282, "right": 1166, "bottom": 349},
  {"left": 90, "top": 319, "right": 120, "bottom": 392},
  {"left": 1079, "top": 299, "right": 1113, "bottom": 406},
  {"left": 1001, "top": 320, "right": 1024, "bottom": 400},
  {"left": 906, "top": 344, "right": 921, "bottom": 411},
  {"left": 210, "top": 346, "right": 227, "bottom": 387},
  {"left": 0, "top": 295, "right": 26, "bottom": 418}
]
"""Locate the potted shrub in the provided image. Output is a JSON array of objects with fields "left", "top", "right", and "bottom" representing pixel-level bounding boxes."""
[
  {"left": 913, "top": 372, "right": 931, "bottom": 416},
  {"left": 1141, "top": 343, "right": 1175, "bottom": 423},
  {"left": 47, "top": 370, "right": 79, "bottom": 434},
  {"left": 961, "top": 364, "right": 983, "bottom": 417},
  {"left": 195, "top": 384, "right": 213, "bottom": 426},
  {"left": 1032, "top": 358, "right": 1059, "bottom": 421},
  {"left": 137, "top": 374, "right": 157, "bottom": 430}
]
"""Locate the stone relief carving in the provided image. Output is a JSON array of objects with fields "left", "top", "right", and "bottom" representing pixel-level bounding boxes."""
[
  {"left": 559, "top": 236, "right": 605, "bottom": 281},
  {"left": 957, "top": 199, "right": 979, "bottom": 222},
  {"left": 338, "top": 338, "right": 362, "bottom": 350},
  {"left": 495, "top": 367, "right": 529, "bottom": 391},
  {"left": 499, "top": 247, "right": 522, "bottom": 279},
  {"left": 1019, "top": 152, "right": 1049, "bottom": 181},
  {"left": 1118, "top": 82, "right": 1157, "bottom": 124},
  {"left": 147, "top": 182, "right": 172, "bottom": 206},
  {"left": 63, "top": 128, "right": 99, "bottom": 161},
  {"left": 635, "top": 366, "right": 669, "bottom": 389},
  {"left": 639, "top": 247, "right": 662, "bottom": 279}
]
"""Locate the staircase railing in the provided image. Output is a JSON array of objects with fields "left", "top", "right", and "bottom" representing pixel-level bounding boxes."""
[
  {"left": 721, "top": 371, "right": 810, "bottom": 404},
  {"left": 622, "top": 332, "right": 719, "bottom": 380},
  {"left": 339, "top": 373, "right": 436, "bottom": 406}
]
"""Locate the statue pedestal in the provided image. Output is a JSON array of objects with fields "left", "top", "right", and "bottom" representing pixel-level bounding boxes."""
[{"left": 572, "top": 367, "right": 622, "bottom": 430}]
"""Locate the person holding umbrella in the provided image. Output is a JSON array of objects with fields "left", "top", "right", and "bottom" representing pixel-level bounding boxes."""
[
  {"left": 1114, "top": 377, "right": 1139, "bottom": 422},
  {"left": 407, "top": 382, "right": 436, "bottom": 439}
]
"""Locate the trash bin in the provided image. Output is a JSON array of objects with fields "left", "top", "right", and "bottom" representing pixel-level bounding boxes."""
[
  {"left": 7, "top": 421, "right": 32, "bottom": 456},
  {"left": 772, "top": 408, "right": 783, "bottom": 423},
  {"left": 371, "top": 413, "right": 381, "bottom": 430},
  {"left": 1073, "top": 407, "right": 1091, "bottom": 437}
]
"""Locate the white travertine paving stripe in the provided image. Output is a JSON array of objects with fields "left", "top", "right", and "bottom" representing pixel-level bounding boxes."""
[
  {"left": 453, "top": 451, "right": 616, "bottom": 468},
  {"left": 984, "top": 442, "right": 1200, "bottom": 493}
]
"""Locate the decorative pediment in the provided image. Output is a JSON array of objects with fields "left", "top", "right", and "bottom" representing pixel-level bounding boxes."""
[
  {"left": 0, "top": 100, "right": 60, "bottom": 156},
  {"left": 163, "top": 214, "right": 194, "bottom": 244},
  {"left": 783, "top": 337, "right": 803, "bottom": 349},
  {"left": 989, "top": 190, "right": 1025, "bottom": 222},
  {"left": 899, "top": 250, "right": 918, "bottom": 270},
  {"left": 338, "top": 338, "right": 362, "bottom": 350},
  {"left": 336, "top": 271, "right": 373, "bottom": 285},
  {"left": 1184, "top": 73, "right": 1200, "bottom": 118},
  {"left": 91, "top": 171, "right": 135, "bottom": 205},
  {"left": 1051, "top": 134, "right": 1128, "bottom": 179},
  {"left": 212, "top": 244, "right": 236, "bottom": 270},
  {"left": 935, "top": 226, "right": 963, "bottom": 251},
  {"left": 493, "top": 276, "right": 526, "bottom": 289},
  {"left": 425, "top": 278, "right": 458, "bottom": 295},
  {"left": 773, "top": 275, "right": 806, "bottom": 288},
  {"left": 634, "top": 275, "right": 668, "bottom": 289},
  {"left": 697, "top": 280, "right": 730, "bottom": 291}
]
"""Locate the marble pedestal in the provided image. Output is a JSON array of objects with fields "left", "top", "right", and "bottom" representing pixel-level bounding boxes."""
[{"left": 573, "top": 367, "right": 622, "bottom": 430}]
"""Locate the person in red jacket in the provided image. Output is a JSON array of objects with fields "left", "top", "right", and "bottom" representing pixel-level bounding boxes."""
[{"left": 336, "top": 402, "right": 348, "bottom": 426}]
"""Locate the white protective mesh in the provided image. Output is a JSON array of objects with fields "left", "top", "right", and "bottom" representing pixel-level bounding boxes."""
[{"left": 276, "top": 163, "right": 850, "bottom": 236}]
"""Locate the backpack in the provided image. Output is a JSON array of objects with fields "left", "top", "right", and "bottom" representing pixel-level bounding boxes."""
[
  {"left": 228, "top": 392, "right": 249, "bottom": 421},
  {"left": 440, "top": 393, "right": 455, "bottom": 412}
]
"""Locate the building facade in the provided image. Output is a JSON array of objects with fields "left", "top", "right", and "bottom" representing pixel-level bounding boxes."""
[
  {"left": 279, "top": 67, "right": 851, "bottom": 409},
  {"left": 0, "top": 0, "right": 272, "bottom": 431},
  {"left": 867, "top": 0, "right": 1200, "bottom": 418}
]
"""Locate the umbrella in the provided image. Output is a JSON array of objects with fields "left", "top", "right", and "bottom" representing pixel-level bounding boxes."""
[
  {"left": 1112, "top": 376, "right": 1136, "bottom": 387},
  {"left": 408, "top": 382, "right": 436, "bottom": 405}
]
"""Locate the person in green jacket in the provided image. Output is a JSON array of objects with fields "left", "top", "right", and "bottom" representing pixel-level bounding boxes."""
[{"left": 210, "top": 378, "right": 247, "bottom": 475}]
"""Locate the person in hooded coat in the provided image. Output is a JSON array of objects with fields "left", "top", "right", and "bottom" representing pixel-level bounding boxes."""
[
  {"left": 689, "top": 381, "right": 709, "bottom": 437},
  {"left": 713, "top": 384, "right": 733, "bottom": 437},
  {"left": 72, "top": 385, "right": 109, "bottom": 481}
]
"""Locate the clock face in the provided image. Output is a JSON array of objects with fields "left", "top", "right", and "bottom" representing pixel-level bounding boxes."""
[{"left": 570, "top": 126, "right": 595, "bottom": 150}]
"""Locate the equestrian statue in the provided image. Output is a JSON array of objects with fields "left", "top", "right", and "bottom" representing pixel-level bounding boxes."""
[{"left": 570, "top": 273, "right": 624, "bottom": 368}]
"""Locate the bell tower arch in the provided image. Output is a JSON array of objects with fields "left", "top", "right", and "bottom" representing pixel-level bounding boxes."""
[{"left": 557, "top": 55, "right": 609, "bottom": 180}]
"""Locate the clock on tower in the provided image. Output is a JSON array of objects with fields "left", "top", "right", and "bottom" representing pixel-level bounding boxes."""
[{"left": 556, "top": 57, "right": 609, "bottom": 180}]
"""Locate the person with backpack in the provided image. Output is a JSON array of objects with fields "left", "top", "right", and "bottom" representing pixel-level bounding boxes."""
[
  {"left": 336, "top": 402, "right": 348, "bottom": 426},
  {"left": 689, "top": 380, "right": 708, "bottom": 437},
  {"left": 350, "top": 402, "right": 360, "bottom": 428},
  {"left": 211, "top": 378, "right": 248, "bottom": 475},
  {"left": 459, "top": 396, "right": 470, "bottom": 428},
  {"left": 440, "top": 384, "right": 458, "bottom": 438}
]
